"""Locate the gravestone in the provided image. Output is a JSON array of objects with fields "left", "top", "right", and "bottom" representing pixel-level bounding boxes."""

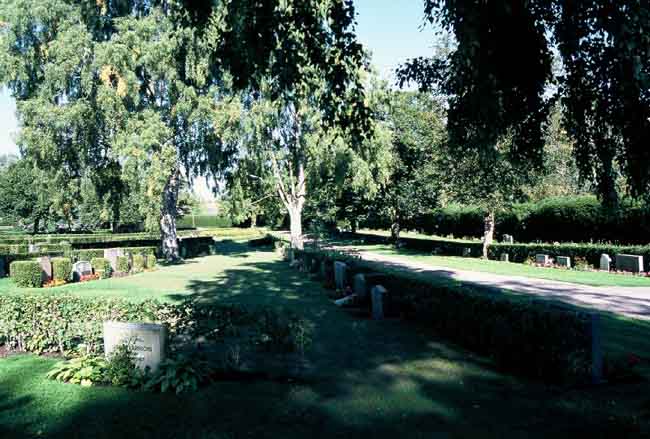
[
  {"left": 334, "top": 261, "right": 348, "bottom": 290},
  {"left": 103, "top": 321, "right": 166, "bottom": 372},
  {"left": 500, "top": 253, "right": 509, "bottom": 262},
  {"left": 37, "top": 256, "right": 52, "bottom": 283},
  {"left": 462, "top": 248, "right": 472, "bottom": 257},
  {"left": 535, "top": 254, "right": 550, "bottom": 265},
  {"left": 502, "top": 234, "right": 514, "bottom": 244},
  {"left": 353, "top": 273, "right": 367, "bottom": 298},
  {"left": 599, "top": 254, "right": 611, "bottom": 271},
  {"left": 72, "top": 260, "right": 93, "bottom": 282},
  {"left": 557, "top": 256, "right": 571, "bottom": 269},
  {"left": 104, "top": 248, "right": 125, "bottom": 272},
  {"left": 615, "top": 254, "right": 644, "bottom": 273},
  {"left": 28, "top": 244, "right": 39, "bottom": 254},
  {"left": 371, "top": 285, "right": 387, "bottom": 320}
]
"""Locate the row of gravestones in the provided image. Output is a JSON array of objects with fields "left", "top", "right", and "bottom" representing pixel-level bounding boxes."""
[
  {"left": 33, "top": 248, "right": 135, "bottom": 283},
  {"left": 334, "top": 261, "right": 387, "bottom": 320},
  {"left": 498, "top": 253, "right": 645, "bottom": 273}
]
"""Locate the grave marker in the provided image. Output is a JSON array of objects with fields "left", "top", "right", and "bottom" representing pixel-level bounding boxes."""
[
  {"left": 104, "top": 248, "right": 125, "bottom": 272},
  {"left": 557, "top": 256, "right": 571, "bottom": 269},
  {"left": 371, "top": 285, "right": 387, "bottom": 320},
  {"left": 37, "top": 256, "right": 52, "bottom": 283},
  {"left": 72, "top": 260, "right": 93, "bottom": 282},
  {"left": 103, "top": 321, "right": 166, "bottom": 372},
  {"left": 599, "top": 254, "right": 611, "bottom": 271},
  {"left": 500, "top": 253, "right": 509, "bottom": 262},
  {"left": 536, "top": 254, "right": 550, "bottom": 265},
  {"left": 353, "top": 273, "right": 367, "bottom": 298},
  {"left": 462, "top": 248, "right": 472, "bottom": 257},
  {"left": 615, "top": 254, "right": 644, "bottom": 273},
  {"left": 502, "top": 234, "right": 514, "bottom": 244},
  {"left": 334, "top": 261, "right": 348, "bottom": 290}
]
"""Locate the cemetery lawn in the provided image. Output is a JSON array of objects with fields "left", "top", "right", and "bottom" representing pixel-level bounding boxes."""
[
  {"left": 344, "top": 244, "right": 650, "bottom": 287},
  {"left": 2, "top": 240, "right": 650, "bottom": 437}
]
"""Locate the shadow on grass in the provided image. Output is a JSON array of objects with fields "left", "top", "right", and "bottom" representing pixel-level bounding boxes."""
[{"left": 1, "top": 255, "right": 649, "bottom": 438}]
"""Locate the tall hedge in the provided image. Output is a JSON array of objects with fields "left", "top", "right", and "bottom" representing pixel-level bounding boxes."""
[{"left": 52, "top": 257, "right": 72, "bottom": 282}]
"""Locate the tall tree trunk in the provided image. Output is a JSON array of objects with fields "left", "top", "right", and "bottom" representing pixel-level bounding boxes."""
[
  {"left": 288, "top": 204, "right": 303, "bottom": 250},
  {"left": 482, "top": 210, "right": 495, "bottom": 259},
  {"left": 161, "top": 168, "right": 181, "bottom": 261},
  {"left": 250, "top": 212, "right": 257, "bottom": 228}
]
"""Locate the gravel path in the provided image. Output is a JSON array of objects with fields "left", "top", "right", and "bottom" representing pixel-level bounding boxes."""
[{"left": 357, "top": 250, "right": 650, "bottom": 320}]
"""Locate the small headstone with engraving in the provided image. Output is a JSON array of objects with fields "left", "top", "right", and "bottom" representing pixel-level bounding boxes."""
[
  {"left": 334, "top": 261, "right": 348, "bottom": 290},
  {"left": 37, "top": 256, "right": 52, "bottom": 283},
  {"left": 600, "top": 254, "right": 611, "bottom": 271},
  {"left": 103, "top": 321, "right": 166, "bottom": 372},
  {"left": 28, "top": 244, "right": 39, "bottom": 254},
  {"left": 536, "top": 254, "right": 550, "bottom": 265},
  {"left": 557, "top": 256, "right": 571, "bottom": 269},
  {"left": 502, "top": 234, "right": 514, "bottom": 244},
  {"left": 72, "top": 260, "right": 93, "bottom": 282},
  {"left": 371, "top": 285, "right": 387, "bottom": 320},
  {"left": 500, "top": 253, "right": 509, "bottom": 262},
  {"left": 615, "top": 254, "right": 644, "bottom": 273}
]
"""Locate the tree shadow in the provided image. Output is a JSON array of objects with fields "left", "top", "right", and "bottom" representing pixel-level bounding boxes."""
[{"left": 2, "top": 256, "right": 650, "bottom": 437}]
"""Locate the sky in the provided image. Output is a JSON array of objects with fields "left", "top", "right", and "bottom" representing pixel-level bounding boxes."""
[{"left": 0, "top": 0, "right": 434, "bottom": 156}]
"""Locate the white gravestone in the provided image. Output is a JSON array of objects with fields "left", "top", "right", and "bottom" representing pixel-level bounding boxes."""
[
  {"left": 72, "top": 260, "right": 93, "bottom": 282},
  {"left": 334, "top": 261, "right": 348, "bottom": 291},
  {"left": 502, "top": 234, "right": 514, "bottom": 244},
  {"left": 462, "top": 248, "right": 472, "bottom": 257},
  {"left": 371, "top": 285, "right": 387, "bottom": 320},
  {"left": 500, "top": 253, "right": 509, "bottom": 262},
  {"left": 536, "top": 254, "right": 550, "bottom": 265},
  {"left": 104, "top": 248, "right": 125, "bottom": 272},
  {"left": 37, "top": 256, "right": 52, "bottom": 282},
  {"left": 353, "top": 273, "right": 367, "bottom": 298},
  {"left": 600, "top": 254, "right": 611, "bottom": 271},
  {"left": 28, "top": 244, "right": 40, "bottom": 254},
  {"left": 104, "top": 321, "right": 166, "bottom": 372},
  {"left": 615, "top": 254, "right": 644, "bottom": 273},
  {"left": 556, "top": 256, "right": 571, "bottom": 269}
]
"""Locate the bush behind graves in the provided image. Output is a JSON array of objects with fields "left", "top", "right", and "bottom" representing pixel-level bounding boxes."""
[
  {"left": 116, "top": 256, "right": 130, "bottom": 273},
  {"left": 9, "top": 260, "right": 42, "bottom": 287},
  {"left": 91, "top": 257, "right": 112, "bottom": 279},
  {"left": 52, "top": 257, "right": 72, "bottom": 282},
  {"left": 295, "top": 248, "right": 594, "bottom": 383},
  {"left": 145, "top": 254, "right": 157, "bottom": 269}
]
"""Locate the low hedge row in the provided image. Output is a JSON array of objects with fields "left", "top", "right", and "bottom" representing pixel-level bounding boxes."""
[
  {"left": 0, "top": 295, "right": 251, "bottom": 354},
  {"left": 294, "top": 248, "right": 595, "bottom": 383},
  {"left": 9, "top": 261, "right": 42, "bottom": 287},
  {"left": 177, "top": 215, "right": 233, "bottom": 229},
  {"left": 342, "top": 232, "right": 484, "bottom": 257}
]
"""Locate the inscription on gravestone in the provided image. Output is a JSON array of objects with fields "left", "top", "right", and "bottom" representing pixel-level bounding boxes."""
[
  {"left": 599, "top": 254, "right": 611, "bottom": 271},
  {"left": 104, "top": 321, "right": 166, "bottom": 372},
  {"left": 72, "top": 260, "right": 93, "bottom": 282},
  {"left": 615, "top": 254, "right": 644, "bottom": 273},
  {"left": 334, "top": 261, "right": 348, "bottom": 291}
]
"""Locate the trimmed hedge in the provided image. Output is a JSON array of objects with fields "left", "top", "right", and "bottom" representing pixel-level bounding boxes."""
[
  {"left": 132, "top": 254, "right": 145, "bottom": 273},
  {"left": 91, "top": 258, "right": 112, "bottom": 279},
  {"left": 146, "top": 254, "right": 157, "bottom": 269},
  {"left": 9, "top": 261, "right": 42, "bottom": 287},
  {"left": 116, "top": 256, "right": 130, "bottom": 273},
  {"left": 342, "top": 232, "right": 484, "bottom": 258},
  {"left": 52, "top": 257, "right": 72, "bottom": 282},
  {"left": 177, "top": 215, "right": 232, "bottom": 229},
  {"left": 295, "top": 248, "right": 594, "bottom": 383}
]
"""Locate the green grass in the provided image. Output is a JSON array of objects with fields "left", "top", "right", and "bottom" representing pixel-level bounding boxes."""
[
  {"left": 2, "top": 240, "right": 650, "bottom": 437},
  {"left": 339, "top": 243, "right": 650, "bottom": 287}
]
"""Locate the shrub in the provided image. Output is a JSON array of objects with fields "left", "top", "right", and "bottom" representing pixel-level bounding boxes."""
[
  {"left": 105, "top": 343, "right": 146, "bottom": 388},
  {"left": 132, "top": 254, "right": 145, "bottom": 273},
  {"left": 52, "top": 257, "right": 72, "bottom": 282},
  {"left": 295, "top": 248, "right": 594, "bottom": 383},
  {"left": 46, "top": 355, "right": 108, "bottom": 387},
  {"left": 91, "top": 257, "right": 112, "bottom": 279},
  {"left": 9, "top": 260, "right": 42, "bottom": 287},
  {"left": 145, "top": 254, "right": 157, "bottom": 269},
  {"left": 116, "top": 256, "right": 130, "bottom": 273},
  {"left": 144, "top": 354, "right": 213, "bottom": 394}
]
